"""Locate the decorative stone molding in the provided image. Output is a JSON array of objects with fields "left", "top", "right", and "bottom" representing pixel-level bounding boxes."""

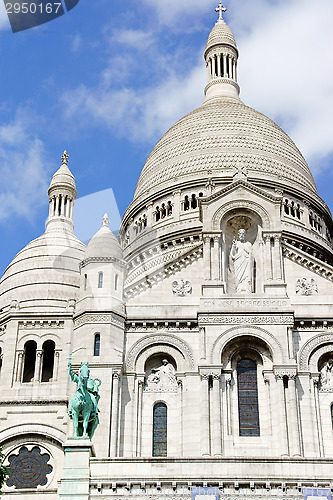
[
  {"left": 80, "top": 256, "right": 126, "bottom": 269},
  {"left": 18, "top": 320, "right": 64, "bottom": 330},
  {"left": 210, "top": 325, "right": 285, "bottom": 364},
  {"left": 274, "top": 366, "right": 297, "bottom": 379},
  {"left": 74, "top": 312, "right": 124, "bottom": 329},
  {"left": 307, "top": 343, "right": 333, "bottom": 373},
  {"left": 126, "top": 334, "right": 195, "bottom": 371},
  {"left": 204, "top": 77, "right": 240, "bottom": 95},
  {"left": 298, "top": 332, "right": 333, "bottom": 371},
  {"left": 124, "top": 245, "right": 203, "bottom": 299},
  {"left": 125, "top": 321, "right": 197, "bottom": 332},
  {"left": 199, "top": 315, "right": 294, "bottom": 326},
  {"left": 282, "top": 241, "right": 333, "bottom": 282},
  {"left": 172, "top": 280, "right": 192, "bottom": 296}
]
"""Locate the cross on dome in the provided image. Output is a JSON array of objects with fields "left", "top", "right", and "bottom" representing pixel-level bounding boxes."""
[
  {"left": 61, "top": 150, "right": 69, "bottom": 165},
  {"left": 102, "top": 213, "right": 110, "bottom": 227},
  {"left": 215, "top": 2, "right": 226, "bottom": 20}
]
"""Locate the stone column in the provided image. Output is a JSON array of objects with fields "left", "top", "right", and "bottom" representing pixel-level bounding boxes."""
[
  {"left": 274, "top": 373, "right": 289, "bottom": 456},
  {"left": 203, "top": 236, "right": 211, "bottom": 279},
  {"left": 200, "top": 373, "right": 210, "bottom": 456},
  {"left": 136, "top": 378, "right": 144, "bottom": 457},
  {"left": 206, "top": 60, "right": 211, "bottom": 80},
  {"left": 70, "top": 200, "right": 74, "bottom": 219},
  {"left": 35, "top": 350, "right": 43, "bottom": 382},
  {"left": 228, "top": 56, "right": 232, "bottom": 78},
  {"left": 212, "top": 236, "right": 220, "bottom": 280},
  {"left": 55, "top": 195, "right": 60, "bottom": 216},
  {"left": 110, "top": 370, "right": 121, "bottom": 457},
  {"left": 54, "top": 350, "right": 60, "bottom": 382},
  {"left": 146, "top": 202, "right": 153, "bottom": 227},
  {"left": 212, "top": 56, "right": 216, "bottom": 78},
  {"left": 173, "top": 190, "right": 181, "bottom": 220},
  {"left": 263, "top": 235, "right": 273, "bottom": 280},
  {"left": 217, "top": 54, "right": 221, "bottom": 78},
  {"left": 272, "top": 235, "right": 282, "bottom": 280},
  {"left": 298, "top": 373, "right": 317, "bottom": 456},
  {"left": 287, "top": 375, "right": 302, "bottom": 456},
  {"left": 60, "top": 195, "right": 65, "bottom": 216},
  {"left": 221, "top": 372, "right": 232, "bottom": 436},
  {"left": 178, "top": 379, "right": 184, "bottom": 456},
  {"left": 15, "top": 350, "right": 24, "bottom": 382},
  {"left": 223, "top": 54, "right": 227, "bottom": 77},
  {"left": 312, "top": 376, "right": 324, "bottom": 457},
  {"left": 211, "top": 373, "right": 222, "bottom": 456}
]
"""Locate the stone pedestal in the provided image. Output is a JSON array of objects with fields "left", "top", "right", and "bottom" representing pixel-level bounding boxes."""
[{"left": 58, "top": 437, "right": 95, "bottom": 500}]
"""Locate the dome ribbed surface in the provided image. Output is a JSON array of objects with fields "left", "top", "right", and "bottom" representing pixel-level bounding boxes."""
[
  {"left": 206, "top": 19, "right": 237, "bottom": 52},
  {"left": 0, "top": 231, "right": 85, "bottom": 312},
  {"left": 134, "top": 97, "right": 317, "bottom": 200},
  {"left": 85, "top": 225, "right": 123, "bottom": 261},
  {"left": 49, "top": 164, "right": 76, "bottom": 192}
]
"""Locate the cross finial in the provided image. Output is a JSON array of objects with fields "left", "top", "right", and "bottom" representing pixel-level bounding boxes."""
[
  {"left": 102, "top": 213, "right": 109, "bottom": 227},
  {"left": 61, "top": 150, "right": 69, "bottom": 165},
  {"left": 215, "top": 2, "right": 227, "bottom": 20}
]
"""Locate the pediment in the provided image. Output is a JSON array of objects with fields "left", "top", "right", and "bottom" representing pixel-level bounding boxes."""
[{"left": 201, "top": 179, "right": 282, "bottom": 207}]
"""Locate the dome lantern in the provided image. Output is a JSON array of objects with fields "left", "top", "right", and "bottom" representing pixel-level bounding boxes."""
[
  {"left": 46, "top": 150, "right": 77, "bottom": 232},
  {"left": 204, "top": 3, "right": 240, "bottom": 100}
]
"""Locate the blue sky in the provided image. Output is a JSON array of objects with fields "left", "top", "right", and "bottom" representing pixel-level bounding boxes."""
[{"left": 0, "top": 0, "right": 332, "bottom": 274}]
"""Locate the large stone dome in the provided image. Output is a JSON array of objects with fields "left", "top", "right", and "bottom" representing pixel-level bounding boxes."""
[{"left": 133, "top": 96, "right": 317, "bottom": 201}]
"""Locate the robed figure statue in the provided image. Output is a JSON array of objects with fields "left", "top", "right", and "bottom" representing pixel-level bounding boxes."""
[{"left": 229, "top": 228, "right": 254, "bottom": 293}]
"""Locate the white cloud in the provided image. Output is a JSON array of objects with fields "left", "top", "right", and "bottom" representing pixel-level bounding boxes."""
[
  {"left": 62, "top": 0, "right": 333, "bottom": 175},
  {"left": 235, "top": 0, "right": 333, "bottom": 171},
  {"left": 0, "top": 113, "right": 50, "bottom": 223},
  {"left": 141, "top": 0, "right": 217, "bottom": 28}
]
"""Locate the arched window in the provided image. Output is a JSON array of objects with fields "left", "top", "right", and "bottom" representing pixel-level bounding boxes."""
[
  {"left": 94, "top": 333, "right": 101, "bottom": 356},
  {"left": 114, "top": 274, "right": 119, "bottom": 291},
  {"left": 0, "top": 346, "right": 3, "bottom": 372},
  {"left": 191, "top": 194, "right": 197, "bottom": 209},
  {"left": 155, "top": 206, "right": 160, "bottom": 222},
  {"left": 167, "top": 201, "right": 172, "bottom": 216},
  {"left": 84, "top": 274, "right": 87, "bottom": 290},
  {"left": 41, "top": 340, "right": 55, "bottom": 382},
  {"left": 22, "top": 341, "right": 37, "bottom": 383},
  {"left": 331, "top": 404, "right": 333, "bottom": 430},
  {"left": 153, "top": 402, "right": 167, "bottom": 457},
  {"left": 237, "top": 359, "right": 260, "bottom": 436},
  {"left": 98, "top": 272, "right": 103, "bottom": 289},
  {"left": 183, "top": 196, "right": 190, "bottom": 211}
]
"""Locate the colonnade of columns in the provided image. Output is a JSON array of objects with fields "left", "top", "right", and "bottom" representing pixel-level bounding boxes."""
[
  {"left": 207, "top": 52, "right": 237, "bottom": 81},
  {"left": 14, "top": 349, "right": 60, "bottom": 382},
  {"left": 198, "top": 367, "right": 303, "bottom": 457},
  {"left": 49, "top": 194, "right": 74, "bottom": 219}
]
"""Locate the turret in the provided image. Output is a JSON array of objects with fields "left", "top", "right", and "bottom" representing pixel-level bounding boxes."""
[
  {"left": 204, "top": 2, "right": 240, "bottom": 100},
  {"left": 46, "top": 150, "right": 77, "bottom": 232}
]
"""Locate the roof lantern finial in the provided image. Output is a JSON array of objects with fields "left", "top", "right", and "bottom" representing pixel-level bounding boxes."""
[
  {"left": 102, "top": 213, "right": 110, "bottom": 227},
  {"left": 61, "top": 150, "right": 69, "bottom": 166},
  {"left": 215, "top": 2, "right": 226, "bottom": 21}
]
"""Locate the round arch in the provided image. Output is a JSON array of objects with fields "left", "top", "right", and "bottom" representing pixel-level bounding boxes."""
[
  {"left": 212, "top": 199, "right": 271, "bottom": 232},
  {"left": 298, "top": 333, "right": 333, "bottom": 371},
  {"left": 210, "top": 325, "right": 285, "bottom": 365},
  {"left": 126, "top": 333, "right": 195, "bottom": 372}
]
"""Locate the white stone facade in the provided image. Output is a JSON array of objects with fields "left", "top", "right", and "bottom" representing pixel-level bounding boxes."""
[{"left": 0, "top": 7, "right": 333, "bottom": 500}]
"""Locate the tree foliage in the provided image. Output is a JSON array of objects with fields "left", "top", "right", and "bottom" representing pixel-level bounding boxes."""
[{"left": 0, "top": 446, "right": 9, "bottom": 493}]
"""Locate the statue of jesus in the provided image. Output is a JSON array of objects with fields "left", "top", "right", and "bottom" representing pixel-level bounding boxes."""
[{"left": 229, "top": 228, "right": 254, "bottom": 293}]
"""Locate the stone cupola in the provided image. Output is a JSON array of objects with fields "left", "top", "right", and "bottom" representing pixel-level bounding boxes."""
[
  {"left": 204, "top": 2, "right": 240, "bottom": 100},
  {"left": 46, "top": 150, "right": 77, "bottom": 232}
]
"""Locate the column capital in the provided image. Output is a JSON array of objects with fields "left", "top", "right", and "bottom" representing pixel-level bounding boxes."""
[
  {"left": 274, "top": 366, "right": 297, "bottom": 380},
  {"left": 112, "top": 369, "right": 122, "bottom": 379}
]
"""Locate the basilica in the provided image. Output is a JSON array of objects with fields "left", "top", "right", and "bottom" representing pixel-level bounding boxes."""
[{"left": 0, "top": 4, "right": 333, "bottom": 500}]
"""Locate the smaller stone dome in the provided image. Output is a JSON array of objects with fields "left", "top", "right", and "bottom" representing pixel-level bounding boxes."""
[
  {"left": 85, "top": 214, "right": 123, "bottom": 261},
  {"left": 205, "top": 16, "right": 237, "bottom": 55},
  {"left": 48, "top": 151, "right": 77, "bottom": 195}
]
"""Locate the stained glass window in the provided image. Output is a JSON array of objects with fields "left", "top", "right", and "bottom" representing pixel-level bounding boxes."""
[
  {"left": 152, "top": 402, "right": 167, "bottom": 456},
  {"left": 94, "top": 333, "right": 101, "bottom": 356},
  {"left": 237, "top": 359, "right": 260, "bottom": 436},
  {"left": 7, "top": 446, "right": 53, "bottom": 489}
]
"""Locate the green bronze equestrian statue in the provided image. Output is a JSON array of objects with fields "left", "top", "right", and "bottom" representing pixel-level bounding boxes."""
[{"left": 68, "top": 356, "right": 101, "bottom": 439}]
